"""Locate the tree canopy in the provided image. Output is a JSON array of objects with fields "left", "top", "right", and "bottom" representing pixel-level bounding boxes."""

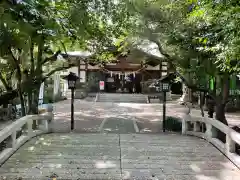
[
  {"left": 0, "top": 0, "right": 131, "bottom": 114},
  {"left": 0, "top": 0, "right": 240, "bottom": 125},
  {"left": 119, "top": 0, "right": 240, "bottom": 127}
]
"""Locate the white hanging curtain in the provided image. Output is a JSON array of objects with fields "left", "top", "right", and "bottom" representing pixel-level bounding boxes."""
[{"left": 38, "top": 82, "right": 44, "bottom": 105}]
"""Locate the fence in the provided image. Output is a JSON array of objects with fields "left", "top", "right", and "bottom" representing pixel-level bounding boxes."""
[{"left": 182, "top": 113, "right": 240, "bottom": 168}]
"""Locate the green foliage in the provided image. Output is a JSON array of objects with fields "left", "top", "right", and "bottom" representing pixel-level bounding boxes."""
[
  {"left": 165, "top": 116, "right": 182, "bottom": 132},
  {"left": 124, "top": 0, "right": 240, "bottom": 96},
  {"left": 187, "top": 0, "right": 240, "bottom": 73},
  {"left": 0, "top": 0, "right": 131, "bottom": 114}
]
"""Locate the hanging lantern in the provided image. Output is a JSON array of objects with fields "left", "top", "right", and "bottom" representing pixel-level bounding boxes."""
[
  {"left": 118, "top": 73, "right": 121, "bottom": 79},
  {"left": 110, "top": 71, "right": 113, "bottom": 77}
]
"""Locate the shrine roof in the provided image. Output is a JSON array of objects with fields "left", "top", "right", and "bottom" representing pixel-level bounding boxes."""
[{"left": 61, "top": 41, "right": 166, "bottom": 66}]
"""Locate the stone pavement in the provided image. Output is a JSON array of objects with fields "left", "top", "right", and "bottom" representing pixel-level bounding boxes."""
[
  {"left": 1, "top": 133, "right": 240, "bottom": 180},
  {"left": 52, "top": 100, "right": 240, "bottom": 133},
  {"left": 1, "top": 100, "right": 240, "bottom": 179}
]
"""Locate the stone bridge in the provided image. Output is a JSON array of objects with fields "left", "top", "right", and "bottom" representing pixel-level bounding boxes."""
[{"left": 0, "top": 100, "right": 240, "bottom": 180}]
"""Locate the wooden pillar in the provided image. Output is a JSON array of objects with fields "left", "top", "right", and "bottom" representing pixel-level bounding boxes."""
[
  {"left": 85, "top": 61, "right": 88, "bottom": 83},
  {"left": 77, "top": 58, "right": 80, "bottom": 78},
  {"left": 159, "top": 63, "right": 162, "bottom": 78}
]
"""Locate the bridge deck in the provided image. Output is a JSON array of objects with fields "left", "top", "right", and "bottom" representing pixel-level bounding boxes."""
[{"left": 0, "top": 133, "right": 239, "bottom": 180}]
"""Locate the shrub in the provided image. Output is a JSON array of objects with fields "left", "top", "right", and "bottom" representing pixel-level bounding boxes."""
[{"left": 165, "top": 116, "right": 182, "bottom": 132}]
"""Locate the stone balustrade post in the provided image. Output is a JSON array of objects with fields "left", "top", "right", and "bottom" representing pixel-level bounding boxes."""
[
  {"left": 205, "top": 117, "right": 217, "bottom": 139},
  {"left": 47, "top": 104, "right": 54, "bottom": 132},
  {"left": 226, "top": 134, "right": 235, "bottom": 153},
  {"left": 27, "top": 119, "right": 33, "bottom": 136},
  {"left": 182, "top": 118, "right": 186, "bottom": 134},
  {"left": 11, "top": 131, "right": 16, "bottom": 148},
  {"left": 194, "top": 122, "right": 201, "bottom": 132},
  {"left": 182, "top": 113, "right": 191, "bottom": 135}
]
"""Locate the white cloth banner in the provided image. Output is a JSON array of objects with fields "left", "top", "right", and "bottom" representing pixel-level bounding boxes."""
[
  {"left": 53, "top": 74, "right": 60, "bottom": 96},
  {"left": 63, "top": 80, "right": 68, "bottom": 96},
  {"left": 38, "top": 82, "right": 44, "bottom": 105}
]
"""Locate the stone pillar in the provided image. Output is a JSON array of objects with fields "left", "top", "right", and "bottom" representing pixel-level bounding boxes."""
[
  {"left": 166, "top": 92, "right": 172, "bottom": 101},
  {"left": 53, "top": 73, "right": 60, "bottom": 101}
]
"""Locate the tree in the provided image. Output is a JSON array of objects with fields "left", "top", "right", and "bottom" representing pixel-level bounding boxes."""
[
  {"left": 0, "top": 0, "right": 131, "bottom": 115},
  {"left": 124, "top": 0, "right": 240, "bottom": 130}
]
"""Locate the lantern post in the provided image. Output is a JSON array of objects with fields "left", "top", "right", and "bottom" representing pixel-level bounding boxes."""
[
  {"left": 63, "top": 72, "right": 79, "bottom": 131},
  {"left": 160, "top": 81, "right": 170, "bottom": 132}
]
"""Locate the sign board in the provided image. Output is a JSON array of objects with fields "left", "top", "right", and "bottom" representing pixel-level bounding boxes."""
[
  {"left": 99, "top": 81, "right": 105, "bottom": 90},
  {"left": 38, "top": 82, "right": 44, "bottom": 105}
]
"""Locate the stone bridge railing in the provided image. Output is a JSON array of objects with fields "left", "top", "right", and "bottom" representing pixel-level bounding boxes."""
[
  {"left": 0, "top": 110, "right": 53, "bottom": 165},
  {"left": 182, "top": 114, "right": 240, "bottom": 168}
]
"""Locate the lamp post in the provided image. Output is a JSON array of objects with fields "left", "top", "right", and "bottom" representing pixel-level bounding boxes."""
[
  {"left": 160, "top": 81, "right": 170, "bottom": 132},
  {"left": 63, "top": 72, "right": 79, "bottom": 131}
]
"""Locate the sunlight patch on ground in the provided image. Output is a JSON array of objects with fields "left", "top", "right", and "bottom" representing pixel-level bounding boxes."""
[
  {"left": 151, "top": 118, "right": 161, "bottom": 122},
  {"left": 190, "top": 164, "right": 201, "bottom": 173},
  {"left": 192, "top": 163, "right": 239, "bottom": 180},
  {"left": 219, "top": 169, "right": 240, "bottom": 179},
  {"left": 141, "top": 128, "right": 152, "bottom": 132},
  {"left": 54, "top": 112, "right": 70, "bottom": 116},
  {"left": 122, "top": 171, "right": 131, "bottom": 179},
  {"left": 28, "top": 146, "right": 35, "bottom": 151},
  {"left": 60, "top": 136, "right": 70, "bottom": 140},
  {"left": 128, "top": 112, "right": 162, "bottom": 116},
  {"left": 42, "top": 142, "right": 51, "bottom": 146},
  {"left": 74, "top": 111, "right": 92, "bottom": 117},
  {"left": 195, "top": 175, "right": 219, "bottom": 180},
  {"left": 102, "top": 128, "right": 119, "bottom": 132},
  {"left": 117, "top": 103, "right": 143, "bottom": 109},
  {"left": 95, "top": 161, "right": 117, "bottom": 169}
]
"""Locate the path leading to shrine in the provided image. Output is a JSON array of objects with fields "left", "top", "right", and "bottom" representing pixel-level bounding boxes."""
[
  {"left": 1, "top": 99, "right": 240, "bottom": 179},
  {"left": 1, "top": 133, "right": 240, "bottom": 180},
  {"left": 52, "top": 100, "right": 240, "bottom": 133}
]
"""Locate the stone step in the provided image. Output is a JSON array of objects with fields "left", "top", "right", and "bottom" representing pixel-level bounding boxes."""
[{"left": 97, "top": 93, "right": 148, "bottom": 103}]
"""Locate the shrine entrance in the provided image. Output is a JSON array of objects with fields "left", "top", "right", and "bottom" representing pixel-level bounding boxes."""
[
  {"left": 105, "top": 72, "right": 142, "bottom": 93},
  {"left": 101, "top": 57, "right": 144, "bottom": 93}
]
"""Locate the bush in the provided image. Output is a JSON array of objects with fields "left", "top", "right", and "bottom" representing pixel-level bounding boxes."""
[{"left": 165, "top": 116, "right": 182, "bottom": 132}]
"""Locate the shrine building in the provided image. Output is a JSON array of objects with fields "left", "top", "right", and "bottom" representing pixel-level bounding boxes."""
[{"left": 60, "top": 47, "right": 173, "bottom": 94}]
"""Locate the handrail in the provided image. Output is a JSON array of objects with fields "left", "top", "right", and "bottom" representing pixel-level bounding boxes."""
[
  {"left": 0, "top": 111, "right": 53, "bottom": 165},
  {"left": 182, "top": 113, "right": 240, "bottom": 168}
]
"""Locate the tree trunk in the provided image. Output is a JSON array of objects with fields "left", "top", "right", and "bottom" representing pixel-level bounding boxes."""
[
  {"left": 32, "top": 89, "right": 40, "bottom": 114},
  {"left": 215, "top": 75, "right": 230, "bottom": 125},
  {"left": 214, "top": 75, "right": 230, "bottom": 143},
  {"left": 17, "top": 83, "right": 26, "bottom": 116},
  {"left": 27, "top": 84, "right": 40, "bottom": 130},
  {"left": 199, "top": 92, "right": 205, "bottom": 117},
  {"left": 27, "top": 92, "right": 33, "bottom": 114},
  {"left": 215, "top": 102, "right": 228, "bottom": 143},
  {"left": 27, "top": 84, "right": 41, "bottom": 115},
  {"left": 215, "top": 103, "right": 228, "bottom": 125}
]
